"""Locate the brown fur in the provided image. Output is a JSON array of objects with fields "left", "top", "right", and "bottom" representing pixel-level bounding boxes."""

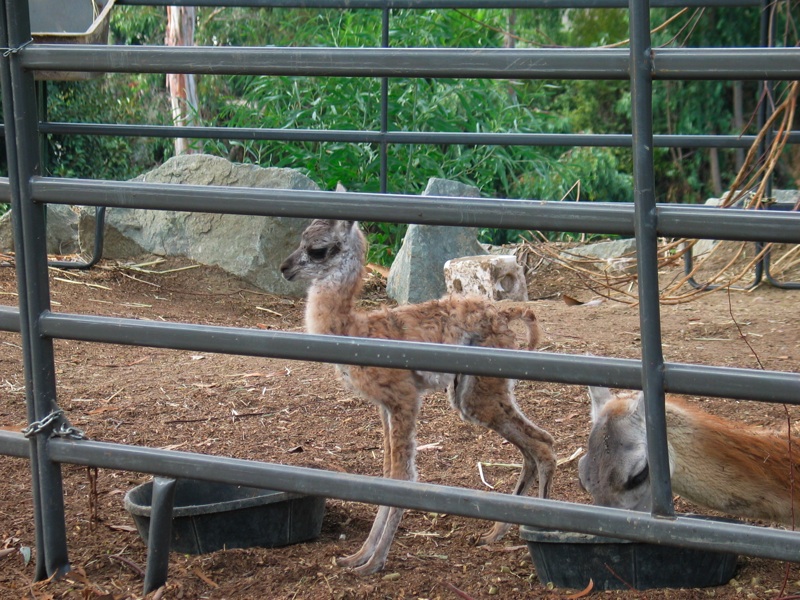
[
  {"left": 666, "top": 396, "right": 800, "bottom": 524},
  {"left": 281, "top": 219, "right": 555, "bottom": 575},
  {"left": 579, "top": 387, "right": 800, "bottom": 525}
]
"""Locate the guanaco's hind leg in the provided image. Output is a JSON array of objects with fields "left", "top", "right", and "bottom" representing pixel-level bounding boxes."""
[{"left": 449, "top": 374, "right": 556, "bottom": 544}]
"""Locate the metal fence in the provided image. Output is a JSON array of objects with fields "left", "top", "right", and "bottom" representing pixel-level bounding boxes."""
[{"left": 1, "top": 0, "right": 799, "bottom": 593}]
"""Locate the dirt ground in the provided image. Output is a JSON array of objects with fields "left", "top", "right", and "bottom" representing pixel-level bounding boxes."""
[{"left": 0, "top": 240, "right": 799, "bottom": 600}]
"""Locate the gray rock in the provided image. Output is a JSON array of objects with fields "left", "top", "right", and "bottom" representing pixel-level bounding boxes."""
[
  {"left": 387, "top": 178, "right": 487, "bottom": 304},
  {"left": 0, "top": 210, "right": 15, "bottom": 254},
  {"left": 0, "top": 212, "right": 11, "bottom": 254},
  {"left": 79, "top": 154, "right": 318, "bottom": 296},
  {"left": 0, "top": 204, "right": 80, "bottom": 255},
  {"left": 774, "top": 189, "right": 800, "bottom": 204},
  {"left": 562, "top": 238, "right": 638, "bottom": 274}
]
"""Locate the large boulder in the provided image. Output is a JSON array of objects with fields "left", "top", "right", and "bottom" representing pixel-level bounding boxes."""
[
  {"left": 79, "top": 154, "right": 318, "bottom": 296},
  {"left": 387, "top": 178, "right": 487, "bottom": 304},
  {"left": 0, "top": 204, "right": 81, "bottom": 255}
]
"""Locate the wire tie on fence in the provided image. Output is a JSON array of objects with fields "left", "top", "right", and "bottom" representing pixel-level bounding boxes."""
[
  {"left": 22, "top": 409, "right": 86, "bottom": 440},
  {"left": 2, "top": 39, "right": 33, "bottom": 57}
]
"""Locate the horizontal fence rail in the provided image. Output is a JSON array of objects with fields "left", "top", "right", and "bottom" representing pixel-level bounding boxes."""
[
  {"left": 32, "top": 178, "right": 800, "bottom": 242},
  {"left": 37, "top": 436, "right": 800, "bottom": 562},
  {"left": 21, "top": 45, "right": 800, "bottom": 80},
  {"left": 39, "top": 311, "right": 800, "bottom": 402},
  {"left": 38, "top": 122, "right": 800, "bottom": 149},
  {"left": 0, "top": 430, "right": 29, "bottom": 458},
  {"left": 2, "top": 430, "right": 795, "bottom": 562},
  {"left": 0, "top": 305, "right": 19, "bottom": 331}
]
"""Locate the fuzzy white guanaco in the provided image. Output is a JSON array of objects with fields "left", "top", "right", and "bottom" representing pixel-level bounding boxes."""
[{"left": 281, "top": 219, "right": 556, "bottom": 575}]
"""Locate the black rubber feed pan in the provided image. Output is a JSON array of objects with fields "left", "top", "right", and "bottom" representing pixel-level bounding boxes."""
[
  {"left": 124, "top": 478, "right": 326, "bottom": 555},
  {"left": 520, "top": 519, "right": 738, "bottom": 591}
]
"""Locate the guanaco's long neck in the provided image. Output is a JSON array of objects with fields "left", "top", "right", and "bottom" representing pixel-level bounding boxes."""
[
  {"left": 666, "top": 401, "right": 800, "bottom": 524},
  {"left": 305, "top": 266, "right": 365, "bottom": 337}
]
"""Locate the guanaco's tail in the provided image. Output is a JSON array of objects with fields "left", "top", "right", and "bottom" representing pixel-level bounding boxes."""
[{"left": 498, "top": 304, "right": 541, "bottom": 349}]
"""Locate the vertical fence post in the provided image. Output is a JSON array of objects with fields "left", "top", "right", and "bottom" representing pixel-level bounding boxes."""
[
  {"left": 379, "top": 6, "right": 390, "bottom": 193},
  {"left": 629, "top": 0, "right": 674, "bottom": 517},
  {"left": 142, "top": 477, "right": 178, "bottom": 595},
  {"left": 0, "top": 0, "right": 47, "bottom": 581},
  {"left": 1, "top": 0, "right": 71, "bottom": 578}
]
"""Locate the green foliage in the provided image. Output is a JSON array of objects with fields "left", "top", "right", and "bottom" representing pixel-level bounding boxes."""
[
  {"left": 534, "top": 146, "right": 633, "bottom": 202},
  {"left": 110, "top": 5, "right": 165, "bottom": 45},
  {"left": 362, "top": 222, "right": 408, "bottom": 266},
  {"left": 524, "top": 7, "right": 797, "bottom": 204},
  {"left": 478, "top": 227, "right": 532, "bottom": 246},
  {"left": 45, "top": 76, "right": 173, "bottom": 180},
  {"left": 31, "top": 5, "right": 786, "bottom": 265},
  {"left": 195, "top": 8, "right": 610, "bottom": 264},
  {"left": 647, "top": 7, "right": 765, "bottom": 203},
  {"left": 562, "top": 8, "right": 629, "bottom": 47},
  {"left": 42, "top": 5, "right": 173, "bottom": 180}
]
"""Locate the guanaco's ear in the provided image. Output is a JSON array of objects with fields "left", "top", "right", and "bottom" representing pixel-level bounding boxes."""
[
  {"left": 329, "top": 185, "right": 356, "bottom": 234},
  {"left": 588, "top": 386, "right": 614, "bottom": 422},
  {"left": 332, "top": 219, "right": 357, "bottom": 235},
  {"left": 633, "top": 391, "right": 647, "bottom": 419}
]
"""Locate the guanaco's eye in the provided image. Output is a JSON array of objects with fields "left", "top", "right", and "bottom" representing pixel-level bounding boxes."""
[
  {"left": 625, "top": 463, "right": 649, "bottom": 490},
  {"left": 307, "top": 247, "right": 328, "bottom": 261}
]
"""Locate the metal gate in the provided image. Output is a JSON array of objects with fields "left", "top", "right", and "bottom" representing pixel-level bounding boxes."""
[{"left": 1, "top": 0, "right": 799, "bottom": 593}]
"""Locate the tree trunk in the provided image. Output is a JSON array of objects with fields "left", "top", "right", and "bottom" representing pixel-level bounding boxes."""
[
  {"left": 709, "top": 146, "right": 723, "bottom": 197},
  {"left": 505, "top": 10, "right": 518, "bottom": 104},
  {"left": 166, "top": 7, "right": 199, "bottom": 155}
]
